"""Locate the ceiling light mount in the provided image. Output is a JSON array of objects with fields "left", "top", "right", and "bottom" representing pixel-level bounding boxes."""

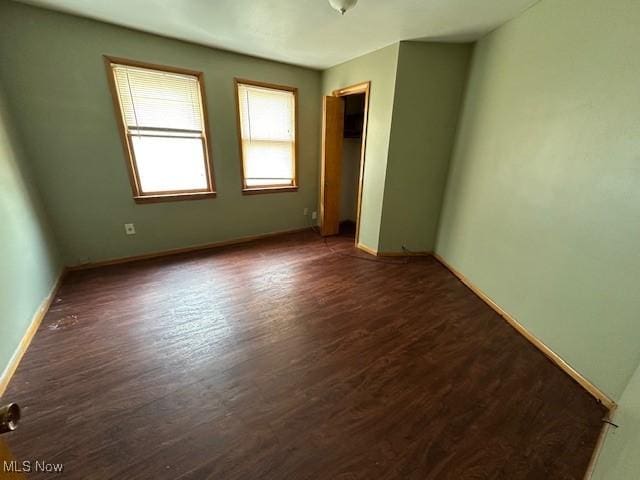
[{"left": 328, "top": 0, "right": 358, "bottom": 15}]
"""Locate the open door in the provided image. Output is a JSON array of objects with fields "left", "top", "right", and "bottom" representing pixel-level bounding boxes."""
[
  {"left": 0, "top": 440, "right": 25, "bottom": 479},
  {"left": 320, "top": 96, "right": 344, "bottom": 236},
  {"left": 0, "top": 403, "right": 23, "bottom": 478}
]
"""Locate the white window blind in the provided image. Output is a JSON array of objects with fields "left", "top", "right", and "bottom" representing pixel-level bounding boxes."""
[
  {"left": 237, "top": 83, "right": 296, "bottom": 188},
  {"left": 111, "top": 63, "right": 211, "bottom": 195}
]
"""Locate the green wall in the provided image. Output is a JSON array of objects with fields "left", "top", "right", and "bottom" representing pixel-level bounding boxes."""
[
  {"left": 0, "top": 1, "right": 321, "bottom": 265},
  {"left": 0, "top": 82, "right": 61, "bottom": 382},
  {"left": 379, "top": 41, "right": 470, "bottom": 253},
  {"left": 593, "top": 363, "right": 640, "bottom": 478},
  {"left": 436, "top": 0, "right": 640, "bottom": 400},
  {"left": 321, "top": 44, "right": 400, "bottom": 251}
]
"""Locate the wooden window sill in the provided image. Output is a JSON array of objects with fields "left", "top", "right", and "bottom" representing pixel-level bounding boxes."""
[
  {"left": 242, "top": 186, "right": 299, "bottom": 195},
  {"left": 134, "top": 192, "right": 216, "bottom": 204}
]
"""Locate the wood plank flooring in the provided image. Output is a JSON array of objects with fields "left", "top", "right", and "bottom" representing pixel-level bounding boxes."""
[{"left": 2, "top": 230, "right": 606, "bottom": 479}]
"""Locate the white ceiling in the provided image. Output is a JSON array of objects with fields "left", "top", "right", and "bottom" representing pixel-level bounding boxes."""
[{"left": 14, "top": 0, "right": 539, "bottom": 69}]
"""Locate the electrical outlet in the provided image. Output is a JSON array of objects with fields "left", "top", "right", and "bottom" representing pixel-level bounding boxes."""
[
  {"left": 304, "top": 207, "right": 309, "bottom": 216},
  {"left": 124, "top": 223, "right": 136, "bottom": 235},
  {"left": 311, "top": 211, "right": 317, "bottom": 220}
]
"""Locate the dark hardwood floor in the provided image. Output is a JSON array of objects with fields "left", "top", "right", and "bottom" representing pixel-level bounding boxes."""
[{"left": 3, "top": 230, "right": 605, "bottom": 479}]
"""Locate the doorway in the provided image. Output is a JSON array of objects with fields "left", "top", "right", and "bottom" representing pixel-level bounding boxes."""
[{"left": 320, "top": 82, "right": 370, "bottom": 245}]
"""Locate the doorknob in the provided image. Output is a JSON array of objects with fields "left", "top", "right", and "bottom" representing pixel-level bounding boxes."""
[{"left": 0, "top": 403, "right": 20, "bottom": 435}]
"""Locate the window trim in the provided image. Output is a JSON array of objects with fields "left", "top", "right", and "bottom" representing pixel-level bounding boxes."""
[
  {"left": 104, "top": 55, "right": 216, "bottom": 204},
  {"left": 234, "top": 78, "right": 299, "bottom": 195}
]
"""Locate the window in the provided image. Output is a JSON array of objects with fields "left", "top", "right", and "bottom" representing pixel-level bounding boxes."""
[
  {"left": 105, "top": 57, "right": 215, "bottom": 203},
  {"left": 235, "top": 79, "right": 298, "bottom": 193}
]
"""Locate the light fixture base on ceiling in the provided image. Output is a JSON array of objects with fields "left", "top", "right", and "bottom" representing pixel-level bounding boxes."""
[{"left": 328, "top": 0, "right": 358, "bottom": 15}]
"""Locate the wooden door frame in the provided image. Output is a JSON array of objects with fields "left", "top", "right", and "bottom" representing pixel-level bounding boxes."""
[{"left": 327, "top": 81, "right": 370, "bottom": 245}]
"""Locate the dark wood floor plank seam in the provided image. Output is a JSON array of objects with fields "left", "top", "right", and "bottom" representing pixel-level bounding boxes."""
[{"left": 4, "top": 230, "right": 605, "bottom": 479}]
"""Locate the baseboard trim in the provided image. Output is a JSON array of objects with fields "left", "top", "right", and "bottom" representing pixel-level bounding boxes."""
[
  {"left": 0, "top": 268, "right": 66, "bottom": 397},
  {"left": 433, "top": 253, "right": 616, "bottom": 411},
  {"left": 355, "top": 243, "right": 431, "bottom": 258},
  {"left": 69, "top": 227, "right": 312, "bottom": 271},
  {"left": 378, "top": 250, "right": 432, "bottom": 257},
  {"left": 583, "top": 407, "right": 616, "bottom": 480},
  {"left": 356, "top": 243, "right": 378, "bottom": 256}
]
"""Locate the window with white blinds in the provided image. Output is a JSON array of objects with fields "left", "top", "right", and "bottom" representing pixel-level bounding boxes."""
[
  {"left": 236, "top": 81, "right": 297, "bottom": 191},
  {"left": 106, "top": 58, "right": 214, "bottom": 200}
]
